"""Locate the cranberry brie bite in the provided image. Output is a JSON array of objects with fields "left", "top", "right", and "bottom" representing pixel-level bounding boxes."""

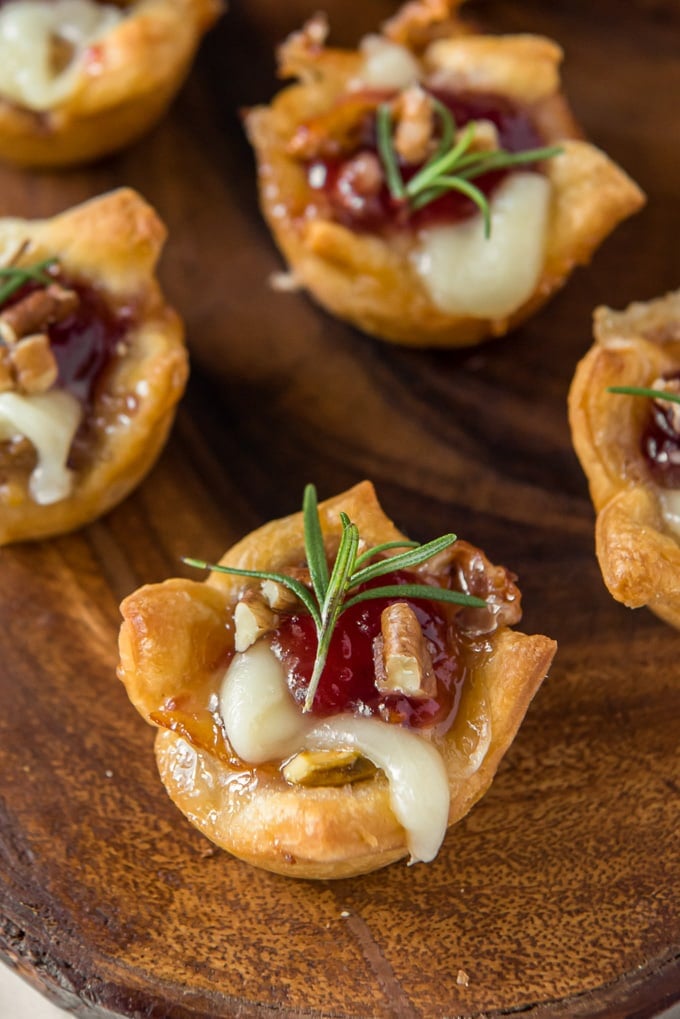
[
  {"left": 569, "top": 291, "right": 680, "bottom": 629},
  {"left": 118, "top": 482, "right": 556, "bottom": 879},
  {"left": 245, "top": 0, "right": 644, "bottom": 348},
  {"left": 0, "top": 188, "right": 187, "bottom": 544},
  {"left": 0, "top": 0, "right": 221, "bottom": 167}
]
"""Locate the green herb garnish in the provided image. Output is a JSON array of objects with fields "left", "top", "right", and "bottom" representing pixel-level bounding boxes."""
[
  {"left": 376, "top": 96, "right": 562, "bottom": 237},
  {"left": 607, "top": 385, "right": 680, "bottom": 405},
  {"left": 184, "top": 484, "right": 487, "bottom": 712},
  {"left": 0, "top": 257, "right": 57, "bottom": 308}
]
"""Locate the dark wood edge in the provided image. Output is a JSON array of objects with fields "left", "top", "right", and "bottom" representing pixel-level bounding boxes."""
[{"left": 2, "top": 900, "right": 678, "bottom": 1019}]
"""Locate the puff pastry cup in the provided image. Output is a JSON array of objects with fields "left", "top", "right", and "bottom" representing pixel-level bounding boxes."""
[
  {"left": 118, "top": 481, "right": 556, "bottom": 879},
  {"left": 0, "top": 0, "right": 222, "bottom": 167},
  {"left": 245, "top": 0, "right": 644, "bottom": 349},
  {"left": 568, "top": 291, "right": 680, "bottom": 630},
  {"left": 0, "top": 187, "right": 187, "bottom": 544}
]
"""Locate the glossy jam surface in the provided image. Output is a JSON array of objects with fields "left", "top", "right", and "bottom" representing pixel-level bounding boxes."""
[
  {"left": 49, "top": 279, "right": 131, "bottom": 403},
  {"left": 270, "top": 570, "right": 465, "bottom": 730},
  {"left": 642, "top": 372, "right": 680, "bottom": 488},
  {"left": 1, "top": 270, "right": 132, "bottom": 404},
  {"left": 307, "top": 91, "right": 545, "bottom": 233}
]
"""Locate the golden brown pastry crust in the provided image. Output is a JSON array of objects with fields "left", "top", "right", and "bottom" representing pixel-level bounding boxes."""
[
  {"left": 0, "top": 187, "right": 187, "bottom": 544},
  {"left": 0, "top": 0, "right": 222, "bottom": 168},
  {"left": 118, "top": 481, "right": 556, "bottom": 879},
  {"left": 245, "top": 0, "right": 644, "bottom": 349},
  {"left": 568, "top": 290, "right": 680, "bottom": 629}
]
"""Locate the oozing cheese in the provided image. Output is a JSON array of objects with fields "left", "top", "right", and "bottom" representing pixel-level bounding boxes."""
[
  {"left": 413, "top": 171, "right": 551, "bottom": 319},
  {"left": 219, "top": 641, "right": 452, "bottom": 863},
  {"left": 306, "top": 716, "right": 450, "bottom": 863},
  {"left": 0, "top": 389, "right": 82, "bottom": 504},
  {"left": 220, "top": 641, "right": 309, "bottom": 764},
  {"left": 355, "top": 35, "right": 420, "bottom": 91},
  {"left": 0, "top": 0, "right": 124, "bottom": 111},
  {"left": 659, "top": 488, "right": 680, "bottom": 538}
]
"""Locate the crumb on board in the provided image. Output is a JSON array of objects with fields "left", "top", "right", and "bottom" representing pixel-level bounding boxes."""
[
  {"left": 197, "top": 843, "right": 218, "bottom": 859},
  {"left": 269, "top": 270, "right": 302, "bottom": 292},
  {"left": 456, "top": 968, "right": 469, "bottom": 987}
]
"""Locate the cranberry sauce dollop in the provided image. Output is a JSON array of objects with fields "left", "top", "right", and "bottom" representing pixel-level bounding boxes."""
[
  {"left": 270, "top": 569, "right": 464, "bottom": 731},
  {"left": 306, "top": 90, "right": 545, "bottom": 233},
  {"left": 641, "top": 372, "right": 680, "bottom": 488},
  {"left": 1, "top": 270, "right": 132, "bottom": 405},
  {"left": 48, "top": 279, "right": 131, "bottom": 404}
]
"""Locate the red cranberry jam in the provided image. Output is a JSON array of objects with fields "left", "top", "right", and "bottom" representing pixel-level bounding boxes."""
[
  {"left": 642, "top": 372, "right": 680, "bottom": 489},
  {"left": 307, "top": 90, "right": 546, "bottom": 232},
  {"left": 0, "top": 268, "right": 132, "bottom": 405},
  {"left": 270, "top": 570, "right": 465, "bottom": 731},
  {"left": 48, "top": 278, "right": 131, "bottom": 404}
]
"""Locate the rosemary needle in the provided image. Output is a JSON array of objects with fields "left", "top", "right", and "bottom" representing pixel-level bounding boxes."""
[
  {"left": 376, "top": 96, "right": 562, "bottom": 238},
  {"left": 184, "top": 484, "right": 487, "bottom": 713},
  {"left": 0, "top": 257, "right": 57, "bottom": 308},
  {"left": 607, "top": 385, "right": 680, "bottom": 406}
]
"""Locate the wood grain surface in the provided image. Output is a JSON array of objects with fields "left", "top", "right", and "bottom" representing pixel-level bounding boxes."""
[{"left": 1, "top": 1, "right": 679, "bottom": 1017}]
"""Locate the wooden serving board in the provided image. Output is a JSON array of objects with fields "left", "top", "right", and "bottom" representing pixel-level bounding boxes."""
[{"left": 1, "top": 1, "right": 679, "bottom": 1016}]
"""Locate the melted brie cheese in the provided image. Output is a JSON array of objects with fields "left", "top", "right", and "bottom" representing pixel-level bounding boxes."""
[
  {"left": 0, "top": 389, "right": 82, "bottom": 504},
  {"left": 0, "top": 0, "right": 123, "bottom": 111},
  {"left": 306, "top": 716, "right": 450, "bottom": 863},
  {"left": 355, "top": 35, "right": 420, "bottom": 91},
  {"left": 659, "top": 488, "right": 680, "bottom": 537},
  {"left": 413, "top": 171, "right": 551, "bottom": 319},
  {"left": 219, "top": 641, "right": 451, "bottom": 863},
  {"left": 220, "top": 641, "right": 308, "bottom": 764}
]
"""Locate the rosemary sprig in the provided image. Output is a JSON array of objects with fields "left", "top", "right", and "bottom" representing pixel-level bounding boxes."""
[
  {"left": 183, "top": 484, "right": 487, "bottom": 713},
  {"left": 607, "top": 385, "right": 680, "bottom": 406},
  {"left": 0, "top": 257, "right": 57, "bottom": 308},
  {"left": 376, "top": 96, "right": 562, "bottom": 237}
]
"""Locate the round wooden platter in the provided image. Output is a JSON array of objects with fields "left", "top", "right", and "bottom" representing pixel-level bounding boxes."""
[{"left": 1, "top": 1, "right": 679, "bottom": 1016}]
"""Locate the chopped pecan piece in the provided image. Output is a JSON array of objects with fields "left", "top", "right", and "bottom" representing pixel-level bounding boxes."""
[
  {"left": 335, "top": 151, "right": 384, "bottom": 202},
  {"left": 469, "top": 118, "right": 500, "bottom": 152},
  {"left": 233, "top": 591, "right": 279, "bottom": 653},
  {"left": 278, "top": 13, "right": 329, "bottom": 82},
  {"left": 651, "top": 375, "right": 680, "bottom": 434},
  {"left": 0, "top": 349, "right": 13, "bottom": 392},
  {"left": 11, "top": 333, "right": 58, "bottom": 394},
  {"left": 261, "top": 565, "right": 312, "bottom": 612},
  {"left": 0, "top": 320, "right": 17, "bottom": 346},
  {"left": 393, "top": 85, "right": 434, "bottom": 164},
  {"left": 261, "top": 579, "right": 296, "bottom": 612},
  {"left": 374, "top": 601, "right": 436, "bottom": 698},
  {"left": 421, "top": 540, "right": 522, "bottom": 635},
  {"left": 0, "top": 283, "right": 78, "bottom": 342}
]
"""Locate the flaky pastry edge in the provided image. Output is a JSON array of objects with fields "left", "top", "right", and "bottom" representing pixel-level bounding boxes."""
[{"left": 568, "top": 290, "right": 680, "bottom": 629}]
